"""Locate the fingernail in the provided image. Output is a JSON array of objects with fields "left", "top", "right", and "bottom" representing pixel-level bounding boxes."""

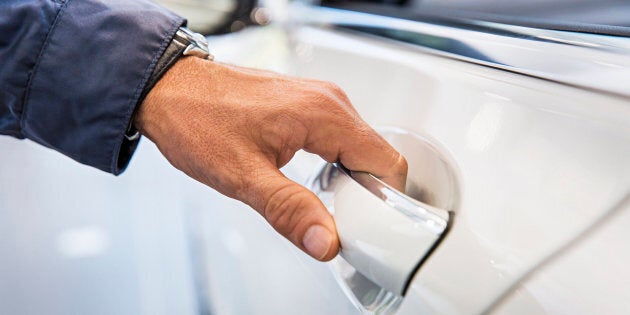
[{"left": 302, "top": 225, "right": 333, "bottom": 260}]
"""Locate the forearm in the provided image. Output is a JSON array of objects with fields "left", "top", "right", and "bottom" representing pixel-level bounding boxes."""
[
  {"left": 0, "top": 0, "right": 184, "bottom": 174},
  {"left": 0, "top": 1, "right": 408, "bottom": 262}
]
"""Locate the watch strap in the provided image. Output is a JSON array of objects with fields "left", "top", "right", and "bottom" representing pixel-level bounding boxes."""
[{"left": 145, "top": 36, "right": 188, "bottom": 99}]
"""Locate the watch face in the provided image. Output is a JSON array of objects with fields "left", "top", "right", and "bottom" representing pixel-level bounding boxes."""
[
  {"left": 175, "top": 27, "right": 213, "bottom": 60},
  {"left": 179, "top": 27, "right": 207, "bottom": 43}
]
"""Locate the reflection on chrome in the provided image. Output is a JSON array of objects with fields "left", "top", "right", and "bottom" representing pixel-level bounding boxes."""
[
  {"left": 330, "top": 256, "right": 403, "bottom": 315},
  {"left": 341, "top": 165, "right": 449, "bottom": 235},
  {"left": 312, "top": 162, "right": 449, "bottom": 237},
  {"left": 292, "top": 4, "right": 630, "bottom": 99},
  {"left": 310, "top": 162, "right": 450, "bottom": 313}
]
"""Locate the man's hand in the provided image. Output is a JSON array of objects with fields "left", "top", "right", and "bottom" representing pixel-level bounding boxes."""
[{"left": 135, "top": 56, "right": 407, "bottom": 261}]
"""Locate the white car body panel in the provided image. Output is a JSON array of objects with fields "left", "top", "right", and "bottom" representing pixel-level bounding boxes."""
[
  {"left": 493, "top": 197, "right": 630, "bottom": 315},
  {"left": 198, "top": 17, "right": 630, "bottom": 313},
  {"left": 286, "top": 28, "right": 630, "bottom": 314},
  {"left": 1, "top": 4, "right": 629, "bottom": 315}
]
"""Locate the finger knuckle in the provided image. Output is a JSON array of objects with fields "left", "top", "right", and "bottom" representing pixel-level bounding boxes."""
[
  {"left": 312, "top": 89, "right": 338, "bottom": 109},
  {"left": 302, "top": 81, "right": 340, "bottom": 108},
  {"left": 258, "top": 112, "right": 306, "bottom": 154},
  {"left": 322, "top": 81, "right": 342, "bottom": 94},
  {"left": 263, "top": 184, "right": 309, "bottom": 238}
]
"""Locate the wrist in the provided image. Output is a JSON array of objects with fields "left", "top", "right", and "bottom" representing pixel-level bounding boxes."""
[
  {"left": 134, "top": 56, "right": 205, "bottom": 140},
  {"left": 125, "top": 27, "right": 213, "bottom": 141}
]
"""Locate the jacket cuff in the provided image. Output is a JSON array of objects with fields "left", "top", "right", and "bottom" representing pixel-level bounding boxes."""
[{"left": 21, "top": 0, "right": 185, "bottom": 175}]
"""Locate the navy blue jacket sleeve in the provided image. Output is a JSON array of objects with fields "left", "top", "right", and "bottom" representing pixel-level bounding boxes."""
[{"left": 0, "top": 0, "right": 185, "bottom": 174}]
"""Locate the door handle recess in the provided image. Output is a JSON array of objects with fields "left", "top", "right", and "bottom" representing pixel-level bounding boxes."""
[{"left": 310, "top": 163, "right": 451, "bottom": 297}]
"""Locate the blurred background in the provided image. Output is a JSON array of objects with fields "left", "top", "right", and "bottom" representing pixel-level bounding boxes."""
[{"left": 2, "top": 0, "right": 629, "bottom": 314}]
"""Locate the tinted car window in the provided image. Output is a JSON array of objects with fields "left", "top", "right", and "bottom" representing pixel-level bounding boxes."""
[{"left": 321, "top": 0, "right": 630, "bottom": 36}]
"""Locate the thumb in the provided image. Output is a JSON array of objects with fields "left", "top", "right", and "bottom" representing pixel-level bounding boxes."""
[{"left": 243, "top": 167, "right": 339, "bottom": 261}]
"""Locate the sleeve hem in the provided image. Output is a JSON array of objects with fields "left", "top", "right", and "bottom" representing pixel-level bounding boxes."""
[
  {"left": 18, "top": 0, "right": 186, "bottom": 175},
  {"left": 112, "top": 16, "right": 186, "bottom": 175}
]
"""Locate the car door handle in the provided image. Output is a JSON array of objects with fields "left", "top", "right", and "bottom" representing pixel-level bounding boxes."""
[{"left": 310, "top": 162, "right": 451, "bottom": 296}]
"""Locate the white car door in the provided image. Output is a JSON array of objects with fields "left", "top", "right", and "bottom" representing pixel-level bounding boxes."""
[{"left": 192, "top": 1, "right": 630, "bottom": 314}]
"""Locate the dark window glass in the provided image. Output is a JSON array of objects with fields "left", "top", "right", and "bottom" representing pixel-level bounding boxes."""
[{"left": 321, "top": 0, "right": 630, "bottom": 36}]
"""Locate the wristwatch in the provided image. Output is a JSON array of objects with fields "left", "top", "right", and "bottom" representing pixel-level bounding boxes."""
[{"left": 125, "top": 26, "right": 214, "bottom": 141}]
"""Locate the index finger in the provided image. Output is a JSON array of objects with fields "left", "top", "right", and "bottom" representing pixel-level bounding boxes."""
[{"left": 300, "top": 88, "right": 408, "bottom": 191}]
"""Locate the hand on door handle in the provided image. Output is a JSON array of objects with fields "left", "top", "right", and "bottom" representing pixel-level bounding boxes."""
[
  {"left": 310, "top": 163, "right": 450, "bottom": 296},
  {"left": 136, "top": 57, "right": 408, "bottom": 261}
]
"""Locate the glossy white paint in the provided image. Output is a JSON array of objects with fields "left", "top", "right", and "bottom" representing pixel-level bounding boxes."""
[
  {"left": 190, "top": 21, "right": 630, "bottom": 313},
  {"left": 294, "top": 5, "right": 630, "bottom": 99},
  {"left": 284, "top": 26, "right": 630, "bottom": 314},
  {"left": 491, "top": 196, "right": 630, "bottom": 315}
]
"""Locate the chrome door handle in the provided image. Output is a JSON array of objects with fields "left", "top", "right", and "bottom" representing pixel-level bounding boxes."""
[{"left": 310, "top": 163, "right": 450, "bottom": 296}]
